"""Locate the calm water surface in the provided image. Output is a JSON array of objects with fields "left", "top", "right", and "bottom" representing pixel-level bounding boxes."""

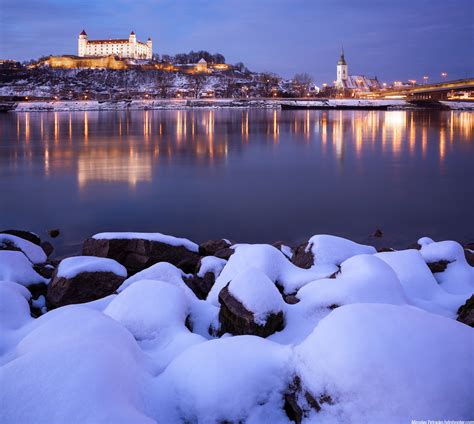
[{"left": 1, "top": 109, "right": 473, "bottom": 255}]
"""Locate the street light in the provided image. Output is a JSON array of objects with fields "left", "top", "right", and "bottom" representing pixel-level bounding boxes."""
[
  {"left": 408, "top": 79, "right": 416, "bottom": 87},
  {"left": 441, "top": 72, "right": 448, "bottom": 80},
  {"left": 423, "top": 76, "right": 429, "bottom": 84}
]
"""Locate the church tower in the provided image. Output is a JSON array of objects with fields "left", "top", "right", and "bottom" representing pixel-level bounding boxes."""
[
  {"left": 78, "top": 30, "right": 87, "bottom": 57},
  {"left": 336, "top": 47, "right": 348, "bottom": 89}
]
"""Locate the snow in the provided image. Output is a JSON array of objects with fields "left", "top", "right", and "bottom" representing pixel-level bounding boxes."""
[
  {"left": 306, "top": 234, "right": 376, "bottom": 266},
  {"left": 207, "top": 244, "right": 337, "bottom": 304},
  {"left": 0, "top": 251, "right": 48, "bottom": 286},
  {"left": 227, "top": 268, "right": 285, "bottom": 325},
  {"left": 295, "top": 303, "right": 474, "bottom": 423},
  {"left": 1, "top": 233, "right": 472, "bottom": 423},
  {"left": 197, "top": 256, "right": 227, "bottom": 278},
  {"left": 296, "top": 254, "right": 408, "bottom": 308},
  {"left": 280, "top": 244, "right": 293, "bottom": 259},
  {"left": 57, "top": 256, "right": 127, "bottom": 279},
  {"left": 0, "top": 234, "right": 47, "bottom": 264},
  {"left": 153, "top": 336, "right": 292, "bottom": 424},
  {"left": 92, "top": 231, "right": 199, "bottom": 252},
  {"left": 418, "top": 239, "right": 474, "bottom": 295}
]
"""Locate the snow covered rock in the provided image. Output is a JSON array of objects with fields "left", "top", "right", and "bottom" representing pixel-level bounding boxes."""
[
  {"left": 457, "top": 295, "right": 474, "bottom": 327},
  {"left": 0, "top": 306, "right": 154, "bottom": 424},
  {"left": 272, "top": 241, "right": 294, "bottom": 259},
  {"left": 0, "top": 233, "right": 47, "bottom": 264},
  {"left": 208, "top": 244, "right": 336, "bottom": 304},
  {"left": 47, "top": 256, "right": 127, "bottom": 308},
  {"left": 83, "top": 232, "right": 200, "bottom": 274},
  {"left": 185, "top": 256, "right": 227, "bottom": 299},
  {"left": 295, "top": 254, "right": 408, "bottom": 310},
  {"left": 292, "top": 234, "right": 376, "bottom": 269},
  {"left": 295, "top": 303, "right": 474, "bottom": 423},
  {"left": 0, "top": 250, "right": 48, "bottom": 287},
  {"left": 154, "top": 336, "right": 292, "bottom": 424},
  {"left": 0, "top": 229, "right": 41, "bottom": 246},
  {"left": 218, "top": 268, "right": 285, "bottom": 337},
  {"left": 418, "top": 238, "right": 474, "bottom": 295}
]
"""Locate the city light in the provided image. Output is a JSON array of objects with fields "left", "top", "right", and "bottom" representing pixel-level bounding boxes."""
[
  {"left": 441, "top": 72, "right": 448, "bottom": 79},
  {"left": 423, "top": 76, "right": 429, "bottom": 84}
]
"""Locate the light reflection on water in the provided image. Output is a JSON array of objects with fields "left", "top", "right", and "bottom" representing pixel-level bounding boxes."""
[{"left": 1, "top": 109, "right": 473, "bottom": 255}]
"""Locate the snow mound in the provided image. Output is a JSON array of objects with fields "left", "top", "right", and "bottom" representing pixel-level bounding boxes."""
[
  {"left": 57, "top": 256, "right": 127, "bottom": 279},
  {"left": 208, "top": 244, "right": 337, "bottom": 304},
  {"left": 419, "top": 239, "right": 474, "bottom": 295},
  {"left": 295, "top": 303, "right": 474, "bottom": 423},
  {"left": 92, "top": 232, "right": 199, "bottom": 252},
  {"left": 0, "top": 306, "right": 154, "bottom": 424},
  {"left": 104, "top": 279, "right": 188, "bottom": 341},
  {"left": 117, "top": 262, "right": 190, "bottom": 293},
  {"left": 296, "top": 254, "right": 407, "bottom": 308},
  {"left": 376, "top": 249, "right": 467, "bottom": 316},
  {"left": 227, "top": 268, "right": 285, "bottom": 325},
  {"left": 197, "top": 256, "right": 227, "bottom": 278},
  {"left": 0, "top": 234, "right": 47, "bottom": 264},
  {"left": 0, "top": 250, "right": 48, "bottom": 286},
  {"left": 0, "top": 282, "right": 32, "bottom": 331},
  {"left": 307, "top": 234, "right": 376, "bottom": 266},
  {"left": 154, "top": 336, "right": 292, "bottom": 424}
]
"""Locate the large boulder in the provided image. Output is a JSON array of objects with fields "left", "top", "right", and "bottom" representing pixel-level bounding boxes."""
[
  {"left": 83, "top": 232, "right": 200, "bottom": 275},
  {"left": 292, "top": 235, "right": 376, "bottom": 270},
  {"left": 457, "top": 295, "right": 474, "bottom": 327},
  {"left": 199, "top": 239, "right": 233, "bottom": 257},
  {"left": 0, "top": 229, "right": 41, "bottom": 246},
  {"left": 47, "top": 256, "right": 127, "bottom": 308},
  {"left": 218, "top": 268, "right": 285, "bottom": 337},
  {"left": 185, "top": 256, "right": 227, "bottom": 300}
]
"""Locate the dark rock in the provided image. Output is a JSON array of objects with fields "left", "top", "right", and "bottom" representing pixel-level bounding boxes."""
[
  {"left": 407, "top": 242, "right": 422, "bottom": 250},
  {"left": 213, "top": 247, "right": 235, "bottom": 260},
  {"left": 457, "top": 295, "right": 474, "bottom": 327},
  {"left": 427, "top": 260, "right": 451, "bottom": 274},
  {"left": 464, "top": 249, "right": 474, "bottom": 267},
  {"left": 0, "top": 239, "right": 22, "bottom": 253},
  {"left": 0, "top": 229, "right": 41, "bottom": 245},
  {"left": 373, "top": 229, "right": 383, "bottom": 238},
  {"left": 464, "top": 242, "right": 474, "bottom": 251},
  {"left": 40, "top": 241, "right": 54, "bottom": 257},
  {"left": 283, "top": 376, "right": 333, "bottom": 423},
  {"left": 377, "top": 247, "right": 395, "bottom": 253},
  {"left": 83, "top": 237, "right": 201, "bottom": 275},
  {"left": 284, "top": 295, "right": 300, "bottom": 305},
  {"left": 48, "top": 229, "right": 60, "bottom": 238},
  {"left": 199, "top": 239, "right": 232, "bottom": 256},
  {"left": 33, "top": 263, "right": 55, "bottom": 279},
  {"left": 184, "top": 272, "right": 215, "bottom": 300},
  {"left": 28, "top": 283, "right": 48, "bottom": 318},
  {"left": 292, "top": 242, "right": 314, "bottom": 269},
  {"left": 218, "top": 284, "right": 284, "bottom": 337},
  {"left": 47, "top": 270, "right": 125, "bottom": 309}
]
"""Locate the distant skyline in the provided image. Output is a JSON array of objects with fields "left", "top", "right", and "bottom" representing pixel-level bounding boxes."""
[{"left": 1, "top": 0, "right": 473, "bottom": 84}]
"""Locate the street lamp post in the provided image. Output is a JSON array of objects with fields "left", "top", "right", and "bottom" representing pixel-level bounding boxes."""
[
  {"left": 423, "top": 76, "right": 429, "bottom": 85},
  {"left": 441, "top": 72, "right": 448, "bottom": 80}
]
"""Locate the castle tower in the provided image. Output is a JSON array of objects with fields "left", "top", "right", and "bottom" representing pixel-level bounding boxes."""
[
  {"left": 146, "top": 37, "right": 153, "bottom": 60},
  {"left": 336, "top": 47, "right": 348, "bottom": 89},
  {"left": 78, "top": 30, "right": 88, "bottom": 57},
  {"left": 129, "top": 31, "right": 137, "bottom": 58}
]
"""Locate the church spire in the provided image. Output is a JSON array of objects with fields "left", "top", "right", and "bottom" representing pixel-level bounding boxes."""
[{"left": 338, "top": 45, "right": 347, "bottom": 66}]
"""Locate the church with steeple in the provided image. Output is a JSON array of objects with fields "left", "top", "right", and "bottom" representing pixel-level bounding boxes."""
[
  {"left": 78, "top": 30, "right": 152, "bottom": 60},
  {"left": 335, "top": 47, "right": 380, "bottom": 92}
]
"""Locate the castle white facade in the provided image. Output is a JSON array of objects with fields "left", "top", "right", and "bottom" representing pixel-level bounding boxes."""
[{"left": 78, "top": 30, "right": 152, "bottom": 60}]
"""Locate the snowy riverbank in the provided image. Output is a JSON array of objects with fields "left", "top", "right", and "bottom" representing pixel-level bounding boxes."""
[
  {"left": 8, "top": 98, "right": 474, "bottom": 112},
  {"left": 1, "top": 230, "right": 473, "bottom": 423}
]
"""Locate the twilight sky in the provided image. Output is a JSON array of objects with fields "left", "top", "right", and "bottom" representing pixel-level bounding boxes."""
[{"left": 0, "top": 0, "right": 472, "bottom": 84}]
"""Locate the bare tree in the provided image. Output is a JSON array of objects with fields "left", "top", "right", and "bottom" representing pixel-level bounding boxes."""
[
  {"left": 156, "top": 71, "right": 175, "bottom": 98},
  {"left": 292, "top": 73, "right": 314, "bottom": 97},
  {"left": 188, "top": 73, "right": 207, "bottom": 98}
]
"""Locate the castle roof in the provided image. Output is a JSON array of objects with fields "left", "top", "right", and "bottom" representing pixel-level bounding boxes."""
[
  {"left": 198, "top": 58, "right": 207, "bottom": 64},
  {"left": 130, "top": 31, "right": 135, "bottom": 35},
  {"left": 80, "top": 30, "right": 87, "bottom": 36},
  {"left": 88, "top": 39, "right": 129, "bottom": 44}
]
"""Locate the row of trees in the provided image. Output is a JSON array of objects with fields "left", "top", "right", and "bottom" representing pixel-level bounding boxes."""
[{"left": 153, "top": 51, "right": 226, "bottom": 65}]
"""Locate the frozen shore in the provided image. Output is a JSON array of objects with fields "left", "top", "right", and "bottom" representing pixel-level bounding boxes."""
[
  {"left": 0, "top": 229, "right": 473, "bottom": 423},
  {"left": 7, "top": 98, "right": 474, "bottom": 112}
]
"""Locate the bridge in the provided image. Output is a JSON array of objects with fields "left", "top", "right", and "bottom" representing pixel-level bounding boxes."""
[{"left": 372, "top": 78, "right": 474, "bottom": 101}]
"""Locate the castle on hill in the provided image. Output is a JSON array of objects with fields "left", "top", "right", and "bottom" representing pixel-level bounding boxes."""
[{"left": 78, "top": 30, "right": 152, "bottom": 60}]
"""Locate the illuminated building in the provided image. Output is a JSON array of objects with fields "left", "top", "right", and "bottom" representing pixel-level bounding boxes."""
[
  {"left": 335, "top": 48, "right": 381, "bottom": 92},
  {"left": 78, "top": 30, "right": 152, "bottom": 60}
]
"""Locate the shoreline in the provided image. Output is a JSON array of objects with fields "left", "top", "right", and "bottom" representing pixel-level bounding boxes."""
[{"left": 4, "top": 98, "right": 474, "bottom": 112}]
